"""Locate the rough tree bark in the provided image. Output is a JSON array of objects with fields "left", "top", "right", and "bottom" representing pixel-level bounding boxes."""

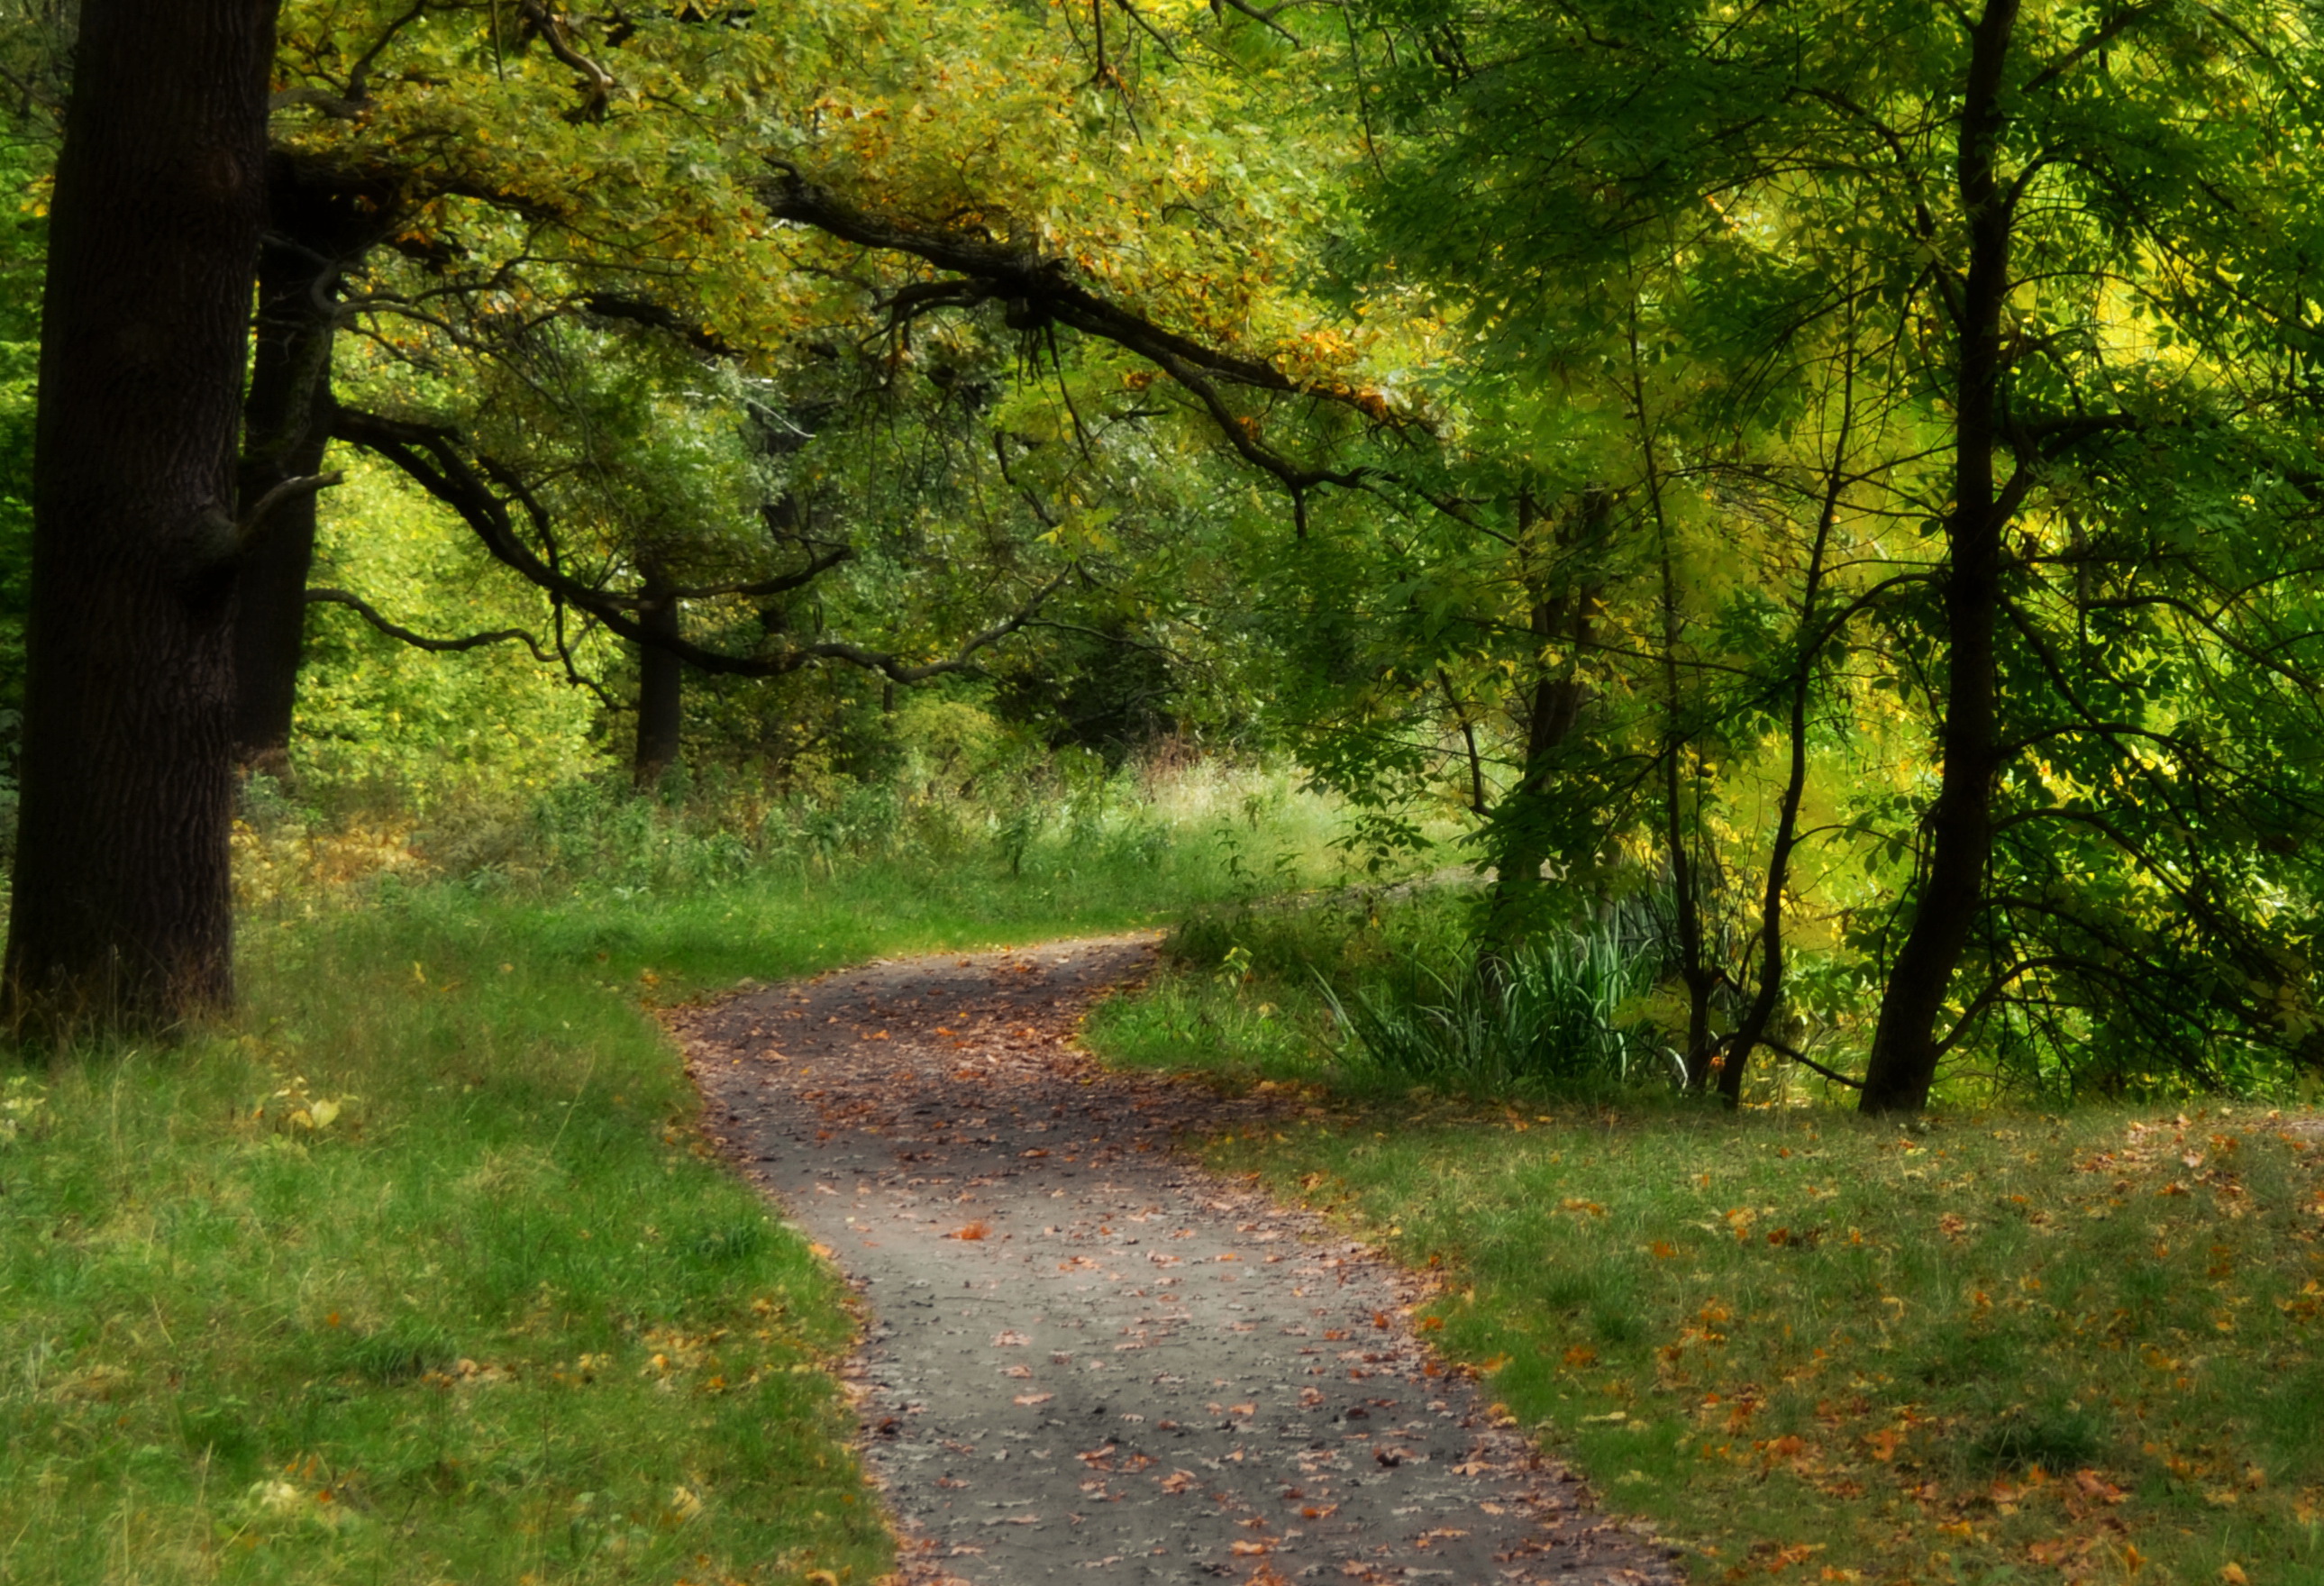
[
  {"left": 5, "top": 0, "right": 278, "bottom": 1035},
  {"left": 1859, "top": 0, "right": 2021, "bottom": 1113}
]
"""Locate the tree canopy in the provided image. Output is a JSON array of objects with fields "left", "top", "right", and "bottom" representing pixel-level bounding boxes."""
[{"left": 5, "top": 0, "right": 2324, "bottom": 1107}]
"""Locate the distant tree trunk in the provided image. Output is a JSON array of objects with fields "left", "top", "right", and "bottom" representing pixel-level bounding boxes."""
[
  {"left": 232, "top": 155, "right": 403, "bottom": 775},
  {"left": 1479, "top": 593, "right": 1590, "bottom": 959},
  {"left": 1860, "top": 0, "right": 2019, "bottom": 1115},
  {"left": 5, "top": 0, "right": 276, "bottom": 1035},
  {"left": 1480, "top": 489, "right": 1604, "bottom": 966},
  {"left": 633, "top": 579, "right": 683, "bottom": 788},
  {"left": 232, "top": 233, "right": 337, "bottom": 776}
]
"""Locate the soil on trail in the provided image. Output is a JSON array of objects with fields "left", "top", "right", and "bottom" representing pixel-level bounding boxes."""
[{"left": 672, "top": 935, "right": 1678, "bottom": 1586}]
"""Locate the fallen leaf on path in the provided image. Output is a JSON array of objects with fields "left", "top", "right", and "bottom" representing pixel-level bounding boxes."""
[
  {"left": 948, "top": 1222, "right": 991, "bottom": 1241},
  {"left": 1013, "top": 1392, "right": 1053, "bottom": 1406}
]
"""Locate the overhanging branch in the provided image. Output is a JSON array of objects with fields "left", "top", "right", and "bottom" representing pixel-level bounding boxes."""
[
  {"left": 306, "top": 587, "right": 557, "bottom": 661},
  {"left": 332, "top": 406, "right": 1067, "bottom": 683}
]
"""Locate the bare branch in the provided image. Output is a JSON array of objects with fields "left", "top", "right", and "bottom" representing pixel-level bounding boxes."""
[{"left": 307, "top": 587, "right": 557, "bottom": 661}]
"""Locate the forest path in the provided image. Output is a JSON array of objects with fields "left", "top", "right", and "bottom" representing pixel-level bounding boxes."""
[{"left": 671, "top": 935, "right": 1677, "bottom": 1586}]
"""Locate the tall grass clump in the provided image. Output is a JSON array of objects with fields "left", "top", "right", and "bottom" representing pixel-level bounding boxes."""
[{"left": 1325, "top": 928, "right": 1677, "bottom": 1097}]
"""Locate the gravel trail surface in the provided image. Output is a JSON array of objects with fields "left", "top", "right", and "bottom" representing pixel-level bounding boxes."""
[{"left": 672, "top": 935, "right": 1676, "bottom": 1586}]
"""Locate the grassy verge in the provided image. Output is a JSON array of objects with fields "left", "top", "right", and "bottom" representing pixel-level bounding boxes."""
[
  {"left": 1086, "top": 911, "right": 2324, "bottom": 1586},
  {"left": 0, "top": 789, "right": 1360, "bottom": 1586}
]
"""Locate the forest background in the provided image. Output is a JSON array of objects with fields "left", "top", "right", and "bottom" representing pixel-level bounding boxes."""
[{"left": 0, "top": 0, "right": 2322, "bottom": 1582}]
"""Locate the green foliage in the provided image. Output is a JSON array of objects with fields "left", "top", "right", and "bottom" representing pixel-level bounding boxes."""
[{"left": 0, "top": 901, "right": 885, "bottom": 1585}]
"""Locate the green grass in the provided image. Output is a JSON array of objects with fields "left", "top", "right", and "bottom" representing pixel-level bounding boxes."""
[
  {"left": 0, "top": 779, "right": 1364, "bottom": 1586},
  {"left": 1087, "top": 909, "right": 2324, "bottom": 1586}
]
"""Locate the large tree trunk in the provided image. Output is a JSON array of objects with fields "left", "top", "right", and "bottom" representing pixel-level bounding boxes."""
[
  {"left": 633, "top": 581, "right": 683, "bottom": 789},
  {"left": 1860, "top": 0, "right": 2020, "bottom": 1114},
  {"left": 5, "top": 0, "right": 276, "bottom": 1035}
]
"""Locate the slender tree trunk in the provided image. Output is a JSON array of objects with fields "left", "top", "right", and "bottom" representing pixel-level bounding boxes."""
[
  {"left": 633, "top": 580, "right": 683, "bottom": 789},
  {"left": 1860, "top": 0, "right": 2020, "bottom": 1114},
  {"left": 1725, "top": 325, "right": 1864, "bottom": 1095},
  {"left": 5, "top": 0, "right": 276, "bottom": 1035},
  {"left": 1617, "top": 300, "right": 1718, "bottom": 1090},
  {"left": 1656, "top": 531, "right": 1718, "bottom": 1093}
]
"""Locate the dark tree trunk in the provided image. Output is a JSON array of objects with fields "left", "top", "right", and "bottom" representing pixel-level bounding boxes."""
[
  {"left": 5, "top": 0, "right": 276, "bottom": 1035},
  {"left": 1655, "top": 527, "right": 1718, "bottom": 1095},
  {"left": 633, "top": 584, "right": 683, "bottom": 789},
  {"left": 1480, "top": 490, "right": 1595, "bottom": 962},
  {"left": 232, "top": 237, "right": 336, "bottom": 776},
  {"left": 1480, "top": 596, "right": 1590, "bottom": 958},
  {"left": 232, "top": 155, "right": 404, "bottom": 775},
  {"left": 1860, "top": 0, "right": 2020, "bottom": 1114}
]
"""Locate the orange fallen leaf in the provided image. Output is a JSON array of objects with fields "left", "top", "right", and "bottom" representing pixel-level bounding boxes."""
[
  {"left": 1013, "top": 1392, "right": 1053, "bottom": 1406},
  {"left": 2074, "top": 1469, "right": 2127, "bottom": 1504},
  {"left": 948, "top": 1222, "right": 991, "bottom": 1241}
]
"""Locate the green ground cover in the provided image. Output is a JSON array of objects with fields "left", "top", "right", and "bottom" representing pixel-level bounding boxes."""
[
  {"left": 1087, "top": 907, "right": 2324, "bottom": 1586},
  {"left": 0, "top": 776, "right": 1348, "bottom": 1586}
]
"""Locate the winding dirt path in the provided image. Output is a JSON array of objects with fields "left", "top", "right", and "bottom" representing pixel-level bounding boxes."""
[{"left": 671, "top": 935, "right": 1679, "bottom": 1586}]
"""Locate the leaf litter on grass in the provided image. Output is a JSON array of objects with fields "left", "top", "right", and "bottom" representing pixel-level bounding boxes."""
[{"left": 1185, "top": 1098, "right": 2324, "bottom": 1586}]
